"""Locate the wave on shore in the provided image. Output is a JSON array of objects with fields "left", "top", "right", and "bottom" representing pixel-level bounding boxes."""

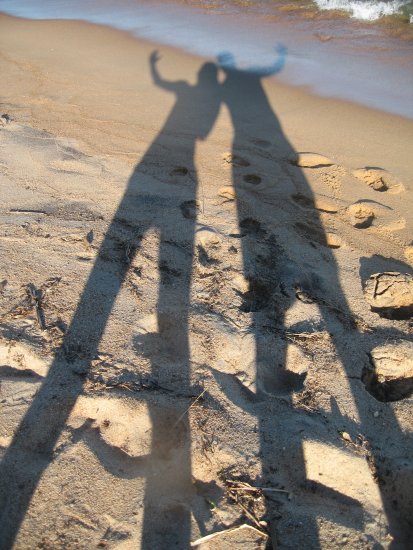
[{"left": 314, "top": 0, "right": 412, "bottom": 21}]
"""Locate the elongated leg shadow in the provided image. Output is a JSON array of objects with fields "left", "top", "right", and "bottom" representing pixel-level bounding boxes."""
[
  {"left": 218, "top": 49, "right": 412, "bottom": 547},
  {"left": 0, "top": 54, "right": 220, "bottom": 550}
]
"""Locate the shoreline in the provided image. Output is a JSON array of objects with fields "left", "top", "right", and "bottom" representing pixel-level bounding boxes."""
[
  {"left": 0, "top": 11, "right": 412, "bottom": 550},
  {"left": 1, "top": 13, "right": 412, "bottom": 171},
  {"left": 1, "top": 0, "right": 413, "bottom": 119}
]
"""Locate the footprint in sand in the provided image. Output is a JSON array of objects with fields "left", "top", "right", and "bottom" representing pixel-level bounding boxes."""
[
  {"left": 352, "top": 167, "right": 405, "bottom": 194},
  {"left": 243, "top": 174, "right": 262, "bottom": 185},
  {"left": 49, "top": 159, "right": 103, "bottom": 177},
  {"left": 250, "top": 138, "right": 272, "bottom": 149},
  {"left": 170, "top": 166, "right": 189, "bottom": 177},
  {"left": 179, "top": 199, "right": 200, "bottom": 220}
]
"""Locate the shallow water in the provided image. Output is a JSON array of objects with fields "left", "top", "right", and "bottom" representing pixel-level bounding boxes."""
[{"left": 1, "top": 0, "right": 412, "bottom": 117}]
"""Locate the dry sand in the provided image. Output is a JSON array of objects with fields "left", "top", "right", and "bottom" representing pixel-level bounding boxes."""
[{"left": 0, "top": 13, "right": 412, "bottom": 550}]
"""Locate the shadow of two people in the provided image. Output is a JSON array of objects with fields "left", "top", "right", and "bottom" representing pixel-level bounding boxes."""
[{"left": 0, "top": 44, "right": 411, "bottom": 550}]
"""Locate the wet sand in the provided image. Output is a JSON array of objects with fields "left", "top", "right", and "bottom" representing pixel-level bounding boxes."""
[{"left": 0, "top": 13, "right": 412, "bottom": 550}]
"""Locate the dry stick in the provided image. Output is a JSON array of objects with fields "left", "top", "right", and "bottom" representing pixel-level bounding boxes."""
[
  {"left": 234, "top": 497, "right": 265, "bottom": 533},
  {"left": 228, "top": 485, "right": 289, "bottom": 494},
  {"left": 9, "top": 209, "right": 48, "bottom": 215},
  {"left": 173, "top": 389, "right": 206, "bottom": 427},
  {"left": 191, "top": 524, "right": 268, "bottom": 547}
]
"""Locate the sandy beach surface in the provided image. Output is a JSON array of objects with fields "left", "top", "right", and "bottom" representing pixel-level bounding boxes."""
[{"left": 0, "top": 12, "right": 412, "bottom": 550}]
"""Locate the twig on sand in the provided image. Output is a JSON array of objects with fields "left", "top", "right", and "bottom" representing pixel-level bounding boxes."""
[
  {"left": 173, "top": 389, "right": 206, "bottom": 427},
  {"left": 27, "top": 283, "right": 46, "bottom": 330},
  {"left": 229, "top": 485, "right": 289, "bottom": 494},
  {"left": 190, "top": 524, "right": 268, "bottom": 547},
  {"left": 9, "top": 209, "right": 48, "bottom": 215}
]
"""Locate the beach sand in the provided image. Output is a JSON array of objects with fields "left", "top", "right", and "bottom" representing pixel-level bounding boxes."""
[{"left": 0, "top": 13, "right": 412, "bottom": 549}]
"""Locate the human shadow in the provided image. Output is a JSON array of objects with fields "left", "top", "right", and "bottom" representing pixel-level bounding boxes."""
[
  {"left": 0, "top": 45, "right": 411, "bottom": 550},
  {"left": 216, "top": 47, "right": 412, "bottom": 547},
  {"left": 0, "top": 52, "right": 221, "bottom": 549}
]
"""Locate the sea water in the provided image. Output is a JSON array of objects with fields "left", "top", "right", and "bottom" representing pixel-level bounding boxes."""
[{"left": 0, "top": 0, "right": 412, "bottom": 117}]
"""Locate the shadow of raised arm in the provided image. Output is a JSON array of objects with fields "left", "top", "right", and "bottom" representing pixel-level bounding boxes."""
[
  {"left": 217, "top": 44, "right": 287, "bottom": 77},
  {"left": 150, "top": 50, "right": 182, "bottom": 93}
]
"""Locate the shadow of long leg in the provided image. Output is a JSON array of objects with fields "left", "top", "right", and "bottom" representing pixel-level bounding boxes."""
[
  {"left": 141, "top": 227, "right": 194, "bottom": 549},
  {"left": 0, "top": 185, "right": 145, "bottom": 549}
]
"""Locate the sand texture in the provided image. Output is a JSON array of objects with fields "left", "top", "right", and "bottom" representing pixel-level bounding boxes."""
[{"left": 0, "top": 13, "right": 412, "bottom": 550}]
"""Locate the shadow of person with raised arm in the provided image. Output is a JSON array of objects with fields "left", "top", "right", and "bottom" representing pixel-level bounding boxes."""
[
  {"left": 0, "top": 51, "right": 220, "bottom": 549},
  {"left": 215, "top": 46, "right": 412, "bottom": 548}
]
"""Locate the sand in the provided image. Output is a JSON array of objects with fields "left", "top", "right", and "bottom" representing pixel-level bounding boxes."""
[{"left": 0, "top": 12, "right": 412, "bottom": 550}]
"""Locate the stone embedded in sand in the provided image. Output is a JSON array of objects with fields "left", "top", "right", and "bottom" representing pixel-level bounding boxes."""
[
  {"left": 363, "top": 272, "right": 413, "bottom": 318},
  {"left": 363, "top": 341, "right": 413, "bottom": 401},
  {"left": 314, "top": 198, "right": 338, "bottom": 213},
  {"left": 404, "top": 246, "right": 413, "bottom": 265},
  {"left": 371, "top": 341, "right": 413, "bottom": 382},
  {"left": 325, "top": 233, "right": 341, "bottom": 248},
  {"left": 196, "top": 228, "right": 220, "bottom": 249},
  {"left": 290, "top": 152, "right": 334, "bottom": 168},
  {"left": 347, "top": 203, "right": 374, "bottom": 228},
  {"left": 218, "top": 186, "right": 236, "bottom": 200}
]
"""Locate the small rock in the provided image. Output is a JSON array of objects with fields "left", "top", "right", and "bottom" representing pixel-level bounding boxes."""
[
  {"left": 218, "top": 186, "right": 236, "bottom": 200},
  {"left": 363, "top": 341, "right": 413, "bottom": 401},
  {"left": 404, "top": 246, "right": 413, "bottom": 265},
  {"left": 196, "top": 228, "right": 220, "bottom": 249},
  {"left": 325, "top": 233, "right": 341, "bottom": 248},
  {"left": 86, "top": 229, "right": 94, "bottom": 244},
  {"left": 371, "top": 341, "right": 413, "bottom": 381},
  {"left": 290, "top": 152, "right": 334, "bottom": 168},
  {"left": 347, "top": 203, "right": 374, "bottom": 228},
  {"left": 363, "top": 272, "right": 413, "bottom": 318},
  {"left": 314, "top": 198, "right": 338, "bottom": 213}
]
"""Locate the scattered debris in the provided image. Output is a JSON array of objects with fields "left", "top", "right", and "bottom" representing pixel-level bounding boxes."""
[{"left": 191, "top": 523, "right": 268, "bottom": 547}]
